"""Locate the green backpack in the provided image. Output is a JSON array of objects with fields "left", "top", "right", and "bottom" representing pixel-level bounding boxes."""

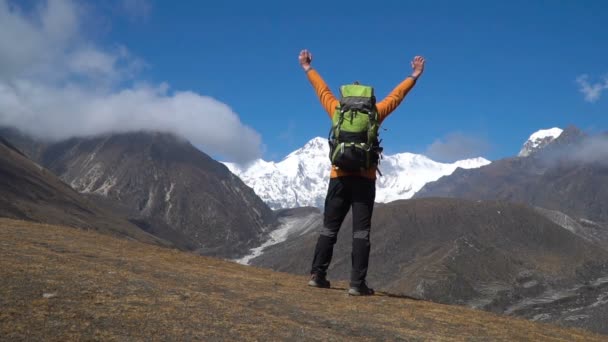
[{"left": 328, "top": 83, "right": 383, "bottom": 172}]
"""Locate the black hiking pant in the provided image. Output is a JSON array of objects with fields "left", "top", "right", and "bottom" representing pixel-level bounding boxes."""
[{"left": 310, "top": 176, "right": 375, "bottom": 287}]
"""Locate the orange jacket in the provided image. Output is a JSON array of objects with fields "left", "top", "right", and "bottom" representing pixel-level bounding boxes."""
[{"left": 306, "top": 68, "right": 418, "bottom": 179}]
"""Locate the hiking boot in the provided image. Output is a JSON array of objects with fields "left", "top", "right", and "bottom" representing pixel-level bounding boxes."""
[
  {"left": 308, "top": 273, "right": 331, "bottom": 288},
  {"left": 348, "top": 282, "right": 375, "bottom": 296}
]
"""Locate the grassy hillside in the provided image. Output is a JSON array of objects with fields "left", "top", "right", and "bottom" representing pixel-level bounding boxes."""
[{"left": 0, "top": 218, "right": 604, "bottom": 341}]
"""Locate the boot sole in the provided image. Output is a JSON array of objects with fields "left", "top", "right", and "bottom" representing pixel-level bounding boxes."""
[
  {"left": 308, "top": 280, "right": 330, "bottom": 288},
  {"left": 348, "top": 288, "right": 375, "bottom": 296}
]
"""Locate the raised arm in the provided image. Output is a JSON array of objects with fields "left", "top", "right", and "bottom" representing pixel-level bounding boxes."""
[
  {"left": 376, "top": 55, "right": 425, "bottom": 122},
  {"left": 299, "top": 49, "right": 339, "bottom": 118}
]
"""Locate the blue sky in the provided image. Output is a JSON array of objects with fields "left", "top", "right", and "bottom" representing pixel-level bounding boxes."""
[{"left": 2, "top": 0, "right": 608, "bottom": 163}]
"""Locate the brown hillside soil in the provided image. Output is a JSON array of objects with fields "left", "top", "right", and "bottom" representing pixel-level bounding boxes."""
[{"left": 0, "top": 218, "right": 604, "bottom": 341}]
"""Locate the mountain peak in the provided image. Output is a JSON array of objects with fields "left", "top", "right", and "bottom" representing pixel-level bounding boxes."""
[
  {"left": 529, "top": 127, "right": 563, "bottom": 142},
  {"left": 222, "top": 138, "right": 490, "bottom": 209},
  {"left": 302, "top": 137, "right": 328, "bottom": 150},
  {"left": 282, "top": 137, "right": 329, "bottom": 162},
  {"left": 518, "top": 127, "right": 563, "bottom": 157}
]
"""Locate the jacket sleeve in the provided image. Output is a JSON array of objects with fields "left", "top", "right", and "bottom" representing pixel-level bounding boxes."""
[
  {"left": 376, "top": 77, "right": 417, "bottom": 123},
  {"left": 306, "top": 69, "right": 339, "bottom": 119}
]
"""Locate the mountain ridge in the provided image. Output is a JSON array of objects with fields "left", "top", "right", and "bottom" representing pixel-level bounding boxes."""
[
  {"left": 415, "top": 126, "right": 608, "bottom": 223},
  {"left": 224, "top": 137, "right": 490, "bottom": 209},
  {"left": 0, "top": 128, "right": 276, "bottom": 258}
]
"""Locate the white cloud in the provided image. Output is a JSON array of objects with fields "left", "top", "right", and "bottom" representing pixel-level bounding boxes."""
[
  {"left": 68, "top": 47, "right": 119, "bottom": 79},
  {"left": 425, "top": 132, "right": 490, "bottom": 162},
  {"left": 540, "top": 133, "right": 608, "bottom": 167},
  {"left": 0, "top": 0, "right": 262, "bottom": 163},
  {"left": 570, "top": 134, "right": 608, "bottom": 165},
  {"left": 576, "top": 74, "right": 608, "bottom": 103}
]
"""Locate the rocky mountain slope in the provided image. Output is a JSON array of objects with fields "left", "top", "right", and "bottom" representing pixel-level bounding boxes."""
[
  {"left": 415, "top": 126, "right": 608, "bottom": 223},
  {"left": 235, "top": 207, "right": 322, "bottom": 265},
  {"left": 250, "top": 198, "right": 608, "bottom": 335},
  {"left": 41, "top": 132, "right": 275, "bottom": 258},
  {"left": 0, "top": 137, "right": 165, "bottom": 246},
  {"left": 0, "top": 128, "right": 276, "bottom": 258}
]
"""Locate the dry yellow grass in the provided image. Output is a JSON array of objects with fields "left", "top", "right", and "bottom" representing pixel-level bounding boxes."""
[{"left": 0, "top": 218, "right": 605, "bottom": 341}]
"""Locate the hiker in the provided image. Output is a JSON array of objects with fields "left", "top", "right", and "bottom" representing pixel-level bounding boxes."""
[{"left": 299, "top": 49, "right": 425, "bottom": 296}]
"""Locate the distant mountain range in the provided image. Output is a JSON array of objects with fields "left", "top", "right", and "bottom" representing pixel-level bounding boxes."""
[
  {"left": 224, "top": 137, "right": 490, "bottom": 209},
  {"left": 415, "top": 126, "right": 608, "bottom": 223}
]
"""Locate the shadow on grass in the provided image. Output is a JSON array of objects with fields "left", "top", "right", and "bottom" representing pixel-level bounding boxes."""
[{"left": 317, "top": 286, "right": 424, "bottom": 301}]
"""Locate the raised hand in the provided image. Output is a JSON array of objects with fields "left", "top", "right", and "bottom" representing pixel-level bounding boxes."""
[
  {"left": 411, "top": 56, "right": 425, "bottom": 78},
  {"left": 299, "top": 49, "right": 313, "bottom": 71}
]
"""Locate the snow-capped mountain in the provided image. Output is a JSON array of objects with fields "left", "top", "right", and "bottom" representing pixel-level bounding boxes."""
[
  {"left": 518, "top": 127, "right": 563, "bottom": 157},
  {"left": 224, "top": 138, "right": 330, "bottom": 209},
  {"left": 375, "top": 153, "right": 490, "bottom": 203},
  {"left": 224, "top": 137, "right": 491, "bottom": 209}
]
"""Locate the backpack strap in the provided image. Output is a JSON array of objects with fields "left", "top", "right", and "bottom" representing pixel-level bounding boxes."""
[{"left": 329, "top": 107, "right": 347, "bottom": 141}]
